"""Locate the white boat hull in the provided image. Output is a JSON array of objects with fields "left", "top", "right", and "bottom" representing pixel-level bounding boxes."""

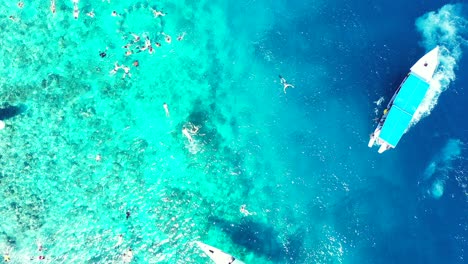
[{"left": 196, "top": 241, "right": 245, "bottom": 264}]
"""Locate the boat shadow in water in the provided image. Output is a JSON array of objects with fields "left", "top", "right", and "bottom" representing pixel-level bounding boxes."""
[
  {"left": 208, "top": 216, "right": 304, "bottom": 262},
  {"left": 0, "top": 104, "right": 27, "bottom": 120}
]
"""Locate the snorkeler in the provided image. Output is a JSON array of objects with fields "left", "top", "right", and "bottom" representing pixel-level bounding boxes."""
[
  {"left": 240, "top": 205, "right": 253, "bottom": 216},
  {"left": 131, "top": 33, "right": 141, "bottom": 43},
  {"left": 177, "top": 32, "right": 186, "bottom": 41},
  {"left": 99, "top": 49, "right": 107, "bottom": 58},
  {"left": 122, "top": 248, "right": 134, "bottom": 263},
  {"left": 151, "top": 8, "right": 166, "bottom": 18},
  {"left": 86, "top": 10, "right": 95, "bottom": 18},
  {"left": 50, "top": 0, "right": 56, "bottom": 14},
  {"left": 163, "top": 103, "right": 170, "bottom": 117},
  {"left": 161, "top": 32, "right": 171, "bottom": 44},
  {"left": 109, "top": 62, "right": 121, "bottom": 75},
  {"left": 122, "top": 66, "right": 131, "bottom": 78},
  {"left": 279, "top": 75, "right": 294, "bottom": 94},
  {"left": 72, "top": 0, "right": 79, "bottom": 19},
  {"left": 182, "top": 127, "right": 194, "bottom": 142}
]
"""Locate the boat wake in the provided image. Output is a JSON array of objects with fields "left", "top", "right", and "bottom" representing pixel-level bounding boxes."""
[
  {"left": 411, "top": 4, "right": 468, "bottom": 125},
  {"left": 421, "top": 138, "right": 463, "bottom": 199}
]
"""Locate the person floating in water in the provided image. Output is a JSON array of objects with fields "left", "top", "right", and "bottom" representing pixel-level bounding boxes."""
[
  {"left": 122, "top": 66, "right": 131, "bottom": 79},
  {"left": 163, "top": 103, "right": 170, "bottom": 117},
  {"left": 151, "top": 8, "right": 166, "bottom": 18},
  {"left": 86, "top": 10, "right": 95, "bottom": 18},
  {"left": 161, "top": 32, "right": 171, "bottom": 44},
  {"left": 240, "top": 204, "right": 253, "bottom": 216},
  {"left": 122, "top": 248, "right": 134, "bottom": 263},
  {"left": 50, "top": 0, "right": 56, "bottom": 14},
  {"left": 182, "top": 127, "right": 194, "bottom": 142},
  {"left": 72, "top": 0, "right": 79, "bottom": 19},
  {"left": 109, "top": 62, "right": 121, "bottom": 75},
  {"left": 279, "top": 75, "right": 294, "bottom": 94},
  {"left": 99, "top": 47, "right": 108, "bottom": 58},
  {"left": 115, "top": 234, "right": 124, "bottom": 247},
  {"left": 177, "top": 32, "right": 186, "bottom": 41}
]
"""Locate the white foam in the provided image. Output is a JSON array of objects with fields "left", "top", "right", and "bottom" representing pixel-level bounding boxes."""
[
  {"left": 431, "top": 179, "right": 444, "bottom": 199},
  {"left": 422, "top": 138, "right": 463, "bottom": 199},
  {"left": 411, "top": 4, "right": 467, "bottom": 125}
]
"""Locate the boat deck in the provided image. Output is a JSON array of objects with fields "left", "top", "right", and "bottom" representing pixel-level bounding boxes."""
[{"left": 379, "top": 73, "right": 430, "bottom": 147}]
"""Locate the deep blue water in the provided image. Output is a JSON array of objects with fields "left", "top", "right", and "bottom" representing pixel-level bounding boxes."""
[
  {"left": 0, "top": 0, "right": 466, "bottom": 263},
  {"left": 255, "top": 1, "right": 468, "bottom": 263}
]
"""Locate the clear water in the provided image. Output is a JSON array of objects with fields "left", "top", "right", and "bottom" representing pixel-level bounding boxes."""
[{"left": 0, "top": 1, "right": 467, "bottom": 263}]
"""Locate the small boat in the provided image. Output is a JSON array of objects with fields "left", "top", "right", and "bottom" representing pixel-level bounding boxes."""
[
  {"left": 368, "top": 46, "right": 440, "bottom": 153},
  {"left": 195, "top": 241, "right": 245, "bottom": 264}
]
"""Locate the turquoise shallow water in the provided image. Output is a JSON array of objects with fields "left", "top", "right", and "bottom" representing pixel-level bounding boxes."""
[
  {"left": 1, "top": 1, "right": 312, "bottom": 263},
  {"left": 1, "top": 0, "right": 467, "bottom": 263}
]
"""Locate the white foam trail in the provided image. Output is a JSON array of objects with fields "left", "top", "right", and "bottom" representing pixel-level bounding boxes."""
[
  {"left": 411, "top": 4, "right": 467, "bottom": 125},
  {"left": 422, "top": 138, "right": 463, "bottom": 199}
]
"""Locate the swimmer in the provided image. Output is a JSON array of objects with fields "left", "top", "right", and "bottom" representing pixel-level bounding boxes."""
[
  {"left": 115, "top": 234, "right": 124, "bottom": 247},
  {"left": 163, "top": 103, "right": 170, "bottom": 117},
  {"left": 86, "top": 10, "right": 95, "bottom": 18},
  {"left": 122, "top": 248, "right": 134, "bottom": 263},
  {"left": 133, "top": 60, "right": 139, "bottom": 67},
  {"left": 144, "top": 36, "right": 151, "bottom": 48},
  {"left": 99, "top": 49, "right": 107, "bottom": 58},
  {"left": 8, "top": 15, "right": 17, "bottom": 22},
  {"left": 17, "top": 1, "right": 24, "bottom": 8},
  {"left": 155, "top": 42, "right": 161, "bottom": 48},
  {"left": 189, "top": 123, "right": 199, "bottom": 134},
  {"left": 374, "top": 96, "right": 384, "bottom": 106},
  {"left": 50, "top": 0, "right": 56, "bottom": 14},
  {"left": 73, "top": 0, "right": 79, "bottom": 19},
  {"left": 111, "top": 10, "right": 119, "bottom": 17},
  {"left": 161, "top": 32, "right": 171, "bottom": 44},
  {"left": 182, "top": 127, "right": 194, "bottom": 142},
  {"left": 37, "top": 241, "right": 43, "bottom": 251},
  {"left": 122, "top": 66, "right": 131, "bottom": 78},
  {"left": 131, "top": 33, "right": 140, "bottom": 43},
  {"left": 126, "top": 211, "right": 131, "bottom": 219},
  {"left": 125, "top": 50, "right": 132, "bottom": 56},
  {"left": 191, "top": 126, "right": 199, "bottom": 134},
  {"left": 151, "top": 8, "right": 166, "bottom": 18},
  {"left": 177, "top": 32, "right": 186, "bottom": 41},
  {"left": 110, "top": 62, "right": 121, "bottom": 75},
  {"left": 279, "top": 75, "right": 294, "bottom": 94},
  {"left": 240, "top": 204, "right": 253, "bottom": 216}
]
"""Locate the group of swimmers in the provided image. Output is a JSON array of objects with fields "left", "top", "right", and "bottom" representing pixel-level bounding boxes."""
[{"left": 3, "top": 237, "right": 135, "bottom": 263}]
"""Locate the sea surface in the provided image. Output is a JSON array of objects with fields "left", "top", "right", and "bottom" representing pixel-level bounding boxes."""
[{"left": 0, "top": 0, "right": 467, "bottom": 263}]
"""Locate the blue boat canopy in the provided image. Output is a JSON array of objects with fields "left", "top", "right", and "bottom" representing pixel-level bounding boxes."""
[{"left": 379, "top": 73, "right": 430, "bottom": 147}]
